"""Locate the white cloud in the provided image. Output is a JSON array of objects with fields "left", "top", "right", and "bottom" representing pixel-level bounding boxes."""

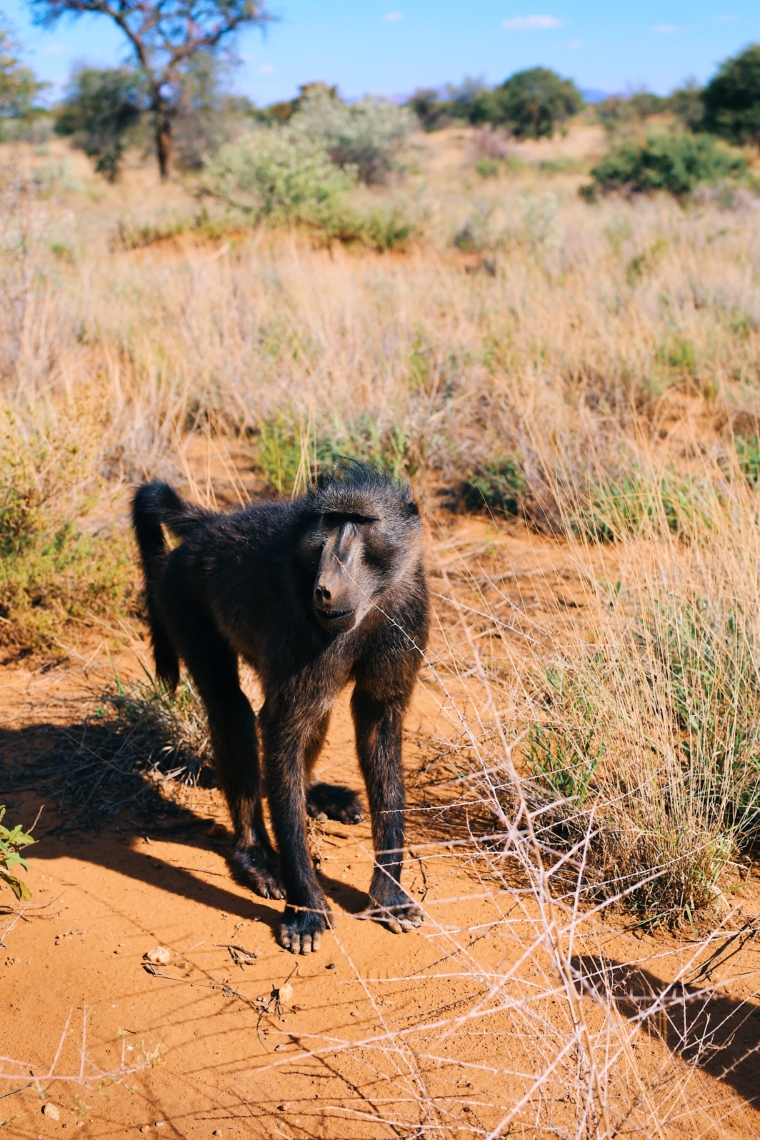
[
  {"left": 652, "top": 23, "right": 678, "bottom": 33},
  {"left": 384, "top": 11, "right": 404, "bottom": 21},
  {"left": 259, "top": 63, "right": 275, "bottom": 75},
  {"left": 502, "top": 14, "right": 563, "bottom": 29},
  {"left": 568, "top": 38, "right": 582, "bottom": 49}
]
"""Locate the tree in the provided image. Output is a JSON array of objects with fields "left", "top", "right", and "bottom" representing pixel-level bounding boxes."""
[
  {"left": 0, "top": 22, "right": 46, "bottom": 118},
  {"left": 702, "top": 44, "right": 760, "bottom": 147},
  {"left": 668, "top": 80, "right": 704, "bottom": 130},
  {"left": 55, "top": 67, "right": 143, "bottom": 180},
  {"left": 30, "top": 0, "right": 271, "bottom": 177},
  {"left": 473, "top": 67, "right": 584, "bottom": 138}
]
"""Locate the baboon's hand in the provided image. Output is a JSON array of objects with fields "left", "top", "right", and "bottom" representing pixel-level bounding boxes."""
[
  {"left": 279, "top": 904, "right": 332, "bottom": 955},
  {"left": 362, "top": 888, "right": 425, "bottom": 934}
]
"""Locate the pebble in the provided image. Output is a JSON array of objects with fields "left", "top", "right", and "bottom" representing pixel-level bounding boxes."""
[
  {"left": 325, "top": 962, "right": 336, "bottom": 969},
  {"left": 278, "top": 981, "right": 293, "bottom": 1002},
  {"left": 42, "top": 1103, "right": 60, "bottom": 1120},
  {"left": 144, "top": 946, "right": 172, "bottom": 966}
]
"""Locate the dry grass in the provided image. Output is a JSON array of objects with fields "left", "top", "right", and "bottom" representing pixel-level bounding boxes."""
[{"left": 2, "top": 126, "right": 760, "bottom": 1136}]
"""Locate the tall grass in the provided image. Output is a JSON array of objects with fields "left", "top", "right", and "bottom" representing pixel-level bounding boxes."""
[{"left": 2, "top": 132, "right": 760, "bottom": 1136}]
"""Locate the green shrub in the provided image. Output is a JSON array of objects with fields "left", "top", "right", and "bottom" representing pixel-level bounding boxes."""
[
  {"left": 0, "top": 807, "right": 34, "bottom": 900},
  {"left": 290, "top": 88, "right": 415, "bottom": 185},
  {"left": 201, "top": 127, "right": 357, "bottom": 230},
  {"left": 702, "top": 44, "right": 760, "bottom": 147},
  {"left": 572, "top": 469, "right": 712, "bottom": 542},
  {"left": 0, "top": 416, "right": 135, "bottom": 653},
  {"left": 475, "top": 157, "right": 500, "bottom": 178},
  {"left": 735, "top": 433, "right": 760, "bottom": 485},
  {"left": 461, "top": 458, "right": 527, "bottom": 516},
  {"left": 55, "top": 66, "right": 144, "bottom": 182},
  {"left": 250, "top": 411, "right": 422, "bottom": 494},
  {"left": 471, "top": 67, "right": 584, "bottom": 138},
  {"left": 201, "top": 127, "right": 420, "bottom": 249},
  {"left": 582, "top": 130, "right": 745, "bottom": 199}
]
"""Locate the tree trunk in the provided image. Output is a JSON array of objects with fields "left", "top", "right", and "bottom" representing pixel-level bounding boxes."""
[{"left": 155, "top": 116, "right": 172, "bottom": 180}]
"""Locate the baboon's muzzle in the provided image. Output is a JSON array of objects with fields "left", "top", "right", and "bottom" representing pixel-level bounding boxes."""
[{"left": 313, "top": 522, "right": 362, "bottom": 633}]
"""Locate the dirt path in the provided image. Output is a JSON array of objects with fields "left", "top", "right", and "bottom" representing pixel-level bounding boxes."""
[{"left": 2, "top": 517, "right": 760, "bottom": 1138}]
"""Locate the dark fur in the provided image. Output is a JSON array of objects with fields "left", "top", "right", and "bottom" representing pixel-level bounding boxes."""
[{"left": 132, "top": 465, "right": 429, "bottom": 954}]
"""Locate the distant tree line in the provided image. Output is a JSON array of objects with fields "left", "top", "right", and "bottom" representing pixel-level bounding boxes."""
[
  {"left": 409, "top": 68, "right": 584, "bottom": 138},
  {"left": 409, "top": 46, "right": 760, "bottom": 151},
  {"left": 3, "top": 5, "right": 760, "bottom": 187}
]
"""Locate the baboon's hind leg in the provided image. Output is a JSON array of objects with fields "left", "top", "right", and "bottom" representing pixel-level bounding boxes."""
[
  {"left": 161, "top": 570, "right": 283, "bottom": 899},
  {"left": 303, "top": 710, "right": 365, "bottom": 824}
]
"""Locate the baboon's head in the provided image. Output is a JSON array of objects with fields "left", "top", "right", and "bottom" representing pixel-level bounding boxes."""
[{"left": 297, "top": 465, "right": 423, "bottom": 635}]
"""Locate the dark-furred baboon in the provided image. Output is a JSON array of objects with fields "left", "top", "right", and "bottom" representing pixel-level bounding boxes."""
[{"left": 132, "top": 464, "right": 429, "bottom": 954}]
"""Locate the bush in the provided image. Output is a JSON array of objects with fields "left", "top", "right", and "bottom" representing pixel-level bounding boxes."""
[
  {"left": 702, "top": 44, "right": 760, "bottom": 147},
  {"left": 55, "top": 67, "right": 144, "bottom": 181},
  {"left": 472, "top": 67, "right": 584, "bottom": 138},
  {"left": 201, "top": 126, "right": 356, "bottom": 229},
  {"left": 0, "top": 414, "right": 135, "bottom": 654},
  {"left": 582, "top": 129, "right": 745, "bottom": 199},
  {"left": 290, "top": 87, "right": 415, "bottom": 184},
  {"left": 595, "top": 90, "right": 668, "bottom": 133},
  {"left": 0, "top": 806, "right": 34, "bottom": 900},
  {"left": 461, "top": 458, "right": 527, "bottom": 516}
]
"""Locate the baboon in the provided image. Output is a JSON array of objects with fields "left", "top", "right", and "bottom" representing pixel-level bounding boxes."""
[{"left": 132, "top": 464, "right": 429, "bottom": 954}]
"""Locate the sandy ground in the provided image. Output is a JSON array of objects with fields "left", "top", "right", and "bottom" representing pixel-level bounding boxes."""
[{"left": 2, "top": 509, "right": 760, "bottom": 1139}]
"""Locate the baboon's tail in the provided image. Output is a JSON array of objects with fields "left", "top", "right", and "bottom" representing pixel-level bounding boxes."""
[{"left": 131, "top": 482, "right": 211, "bottom": 692}]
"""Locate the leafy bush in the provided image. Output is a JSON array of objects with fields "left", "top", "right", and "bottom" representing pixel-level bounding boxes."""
[
  {"left": 202, "top": 126, "right": 356, "bottom": 229},
  {"left": 668, "top": 80, "right": 705, "bottom": 129},
  {"left": 595, "top": 90, "right": 668, "bottom": 133},
  {"left": 461, "top": 458, "right": 527, "bottom": 516},
  {"left": 471, "top": 67, "right": 584, "bottom": 138},
  {"left": 290, "top": 87, "right": 415, "bottom": 184},
  {"left": 55, "top": 67, "right": 144, "bottom": 181},
  {"left": 702, "top": 44, "right": 760, "bottom": 147},
  {"left": 201, "top": 127, "right": 421, "bottom": 248},
  {"left": 734, "top": 433, "right": 760, "bottom": 485},
  {"left": 0, "top": 806, "right": 34, "bottom": 900},
  {"left": 0, "top": 415, "right": 135, "bottom": 653},
  {"left": 582, "top": 130, "right": 745, "bottom": 199},
  {"left": 250, "top": 412, "right": 422, "bottom": 493}
]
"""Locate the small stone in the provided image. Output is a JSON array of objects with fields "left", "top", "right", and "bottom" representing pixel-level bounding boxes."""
[
  {"left": 325, "top": 962, "right": 336, "bottom": 969},
  {"left": 42, "top": 1103, "right": 60, "bottom": 1120},
  {"left": 144, "top": 946, "right": 171, "bottom": 966},
  {"left": 278, "top": 981, "right": 293, "bottom": 1002},
  {"left": 212, "top": 1131, "right": 223, "bottom": 1137},
  {"left": 140, "top": 1128, "right": 151, "bottom": 1134},
  {"left": 155, "top": 1125, "right": 165, "bottom": 1130}
]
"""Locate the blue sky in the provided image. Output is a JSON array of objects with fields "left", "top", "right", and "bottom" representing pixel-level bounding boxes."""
[{"left": 1, "top": 0, "right": 759, "bottom": 104}]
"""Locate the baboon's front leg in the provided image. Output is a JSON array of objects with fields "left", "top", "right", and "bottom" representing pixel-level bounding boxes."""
[
  {"left": 259, "top": 701, "right": 332, "bottom": 954},
  {"left": 351, "top": 687, "right": 424, "bottom": 933}
]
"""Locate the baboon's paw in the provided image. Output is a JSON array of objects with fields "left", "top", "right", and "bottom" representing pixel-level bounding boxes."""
[
  {"left": 362, "top": 889, "right": 424, "bottom": 935},
  {"left": 229, "top": 847, "right": 285, "bottom": 900},
  {"left": 307, "top": 782, "right": 365, "bottom": 824},
  {"left": 279, "top": 905, "right": 332, "bottom": 955}
]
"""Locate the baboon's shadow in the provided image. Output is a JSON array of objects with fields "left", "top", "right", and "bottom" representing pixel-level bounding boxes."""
[
  {"left": 573, "top": 953, "right": 760, "bottom": 1110},
  {"left": 0, "top": 720, "right": 369, "bottom": 937}
]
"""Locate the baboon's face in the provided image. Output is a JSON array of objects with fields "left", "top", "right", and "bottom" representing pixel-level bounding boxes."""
[{"left": 298, "top": 513, "right": 403, "bottom": 634}]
